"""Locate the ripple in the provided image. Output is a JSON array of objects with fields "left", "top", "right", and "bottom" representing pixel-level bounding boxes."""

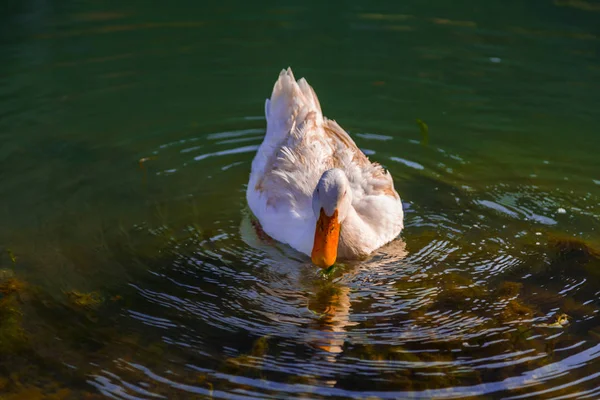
[
  {"left": 475, "top": 199, "right": 520, "bottom": 218},
  {"left": 94, "top": 345, "right": 600, "bottom": 399},
  {"left": 390, "top": 156, "right": 425, "bottom": 170},
  {"left": 475, "top": 189, "right": 559, "bottom": 225},
  {"left": 355, "top": 132, "right": 394, "bottom": 141},
  {"left": 193, "top": 145, "right": 259, "bottom": 162},
  {"left": 62, "top": 122, "right": 600, "bottom": 398},
  {"left": 206, "top": 128, "right": 264, "bottom": 140}
]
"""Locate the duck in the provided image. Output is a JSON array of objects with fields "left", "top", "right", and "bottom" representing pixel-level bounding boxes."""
[{"left": 246, "top": 68, "right": 404, "bottom": 269}]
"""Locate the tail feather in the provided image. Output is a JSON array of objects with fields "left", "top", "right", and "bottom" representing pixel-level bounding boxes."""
[
  {"left": 297, "top": 77, "right": 322, "bottom": 115},
  {"left": 265, "top": 68, "right": 323, "bottom": 142}
]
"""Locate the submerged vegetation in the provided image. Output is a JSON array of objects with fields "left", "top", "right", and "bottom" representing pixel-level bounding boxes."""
[
  {"left": 0, "top": 277, "right": 27, "bottom": 355},
  {"left": 64, "top": 290, "right": 104, "bottom": 310},
  {"left": 0, "top": 147, "right": 597, "bottom": 398},
  {"left": 0, "top": 107, "right": 596, "bottom": 397},
  {"left": 0, "top": 209, "right": 597, "bottom": 398},
  {"left": 416, "top": 118, "right": 429, "bottom": 146}
]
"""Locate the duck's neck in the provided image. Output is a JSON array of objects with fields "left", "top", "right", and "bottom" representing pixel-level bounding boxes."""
[{"left": 338, "top": 206, "right": 375, "bottom": 259}]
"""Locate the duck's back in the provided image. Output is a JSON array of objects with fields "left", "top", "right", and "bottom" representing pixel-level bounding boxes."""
[{"left": 246, "top": 68, "right": 402, "bottom": 256}]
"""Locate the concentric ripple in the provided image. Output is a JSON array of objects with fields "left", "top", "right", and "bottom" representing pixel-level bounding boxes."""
[{"left": 76, "top": 122, "right": 600, "bottom": 399}]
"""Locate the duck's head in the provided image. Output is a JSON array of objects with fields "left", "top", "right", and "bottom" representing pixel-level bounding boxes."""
[{"left": 311, "top": 168, "right": 353, "bottom": 269}]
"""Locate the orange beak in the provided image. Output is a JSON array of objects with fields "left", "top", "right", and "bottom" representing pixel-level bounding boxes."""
[{"left": 311, "top": 208, "right": 340, "bottom": 269}]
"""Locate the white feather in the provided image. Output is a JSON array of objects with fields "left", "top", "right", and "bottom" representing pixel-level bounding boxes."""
[{"left": 247, "top": 68, "right": 404, "bottom": 260}]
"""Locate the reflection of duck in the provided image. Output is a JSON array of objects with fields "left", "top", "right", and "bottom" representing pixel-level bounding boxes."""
[
  {"left": 247, "top": 68, "right": 404, "bottom": 268},
  {"left": 240, "top": 213, "right": 408, "bottom": 357},
  {"left": 307, "top": 284, "right": 353, "bottom": 355}
]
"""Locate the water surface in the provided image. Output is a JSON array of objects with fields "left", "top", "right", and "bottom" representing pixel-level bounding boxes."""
[{"left": 1, "top": 0, "right": 600, "bottom": 398}]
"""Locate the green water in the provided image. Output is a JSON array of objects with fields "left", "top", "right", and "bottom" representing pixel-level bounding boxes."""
[{"left": 1, "top": 0, "right": 600, "bottom": 398}]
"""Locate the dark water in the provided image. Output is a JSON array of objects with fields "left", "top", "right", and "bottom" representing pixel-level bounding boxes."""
[{"left": 1, "top": 0, "right": 600, "bottom": 398}]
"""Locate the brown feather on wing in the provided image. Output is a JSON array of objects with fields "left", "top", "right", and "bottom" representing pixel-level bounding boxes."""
[
  {"left": 323, "top": 119, "right": 369, "bottom": 165},
  {"left": 323, "top": 119, "right": 400, "bottom": 199}
]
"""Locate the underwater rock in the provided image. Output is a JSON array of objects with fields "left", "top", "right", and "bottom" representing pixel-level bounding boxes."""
[
  {"left": 494, "top": 281, "right": 522, "bottom": 298},
  {"left": 500, "top": 299, "right": 535, "bottom": 322},
  {"left": 0, "top": 277, "right": 28, "bottom": 354},
  {"left": 251, "top": 336, "right": 269, "bottom": 357},
  {"left": 220, "top": 336, "right": 270, "bottom": 377},
  {"left": 64, "top": 290, "right": 104, "bottom": 310},
  {"left": 547, "top": 235, "right": 600, "bottom": 266},
  {"left": 0, "top": 268, "right": 15, "bottom": 281},
  {"left": 435, "top": 273, "right": 487, "bottom": 310}
]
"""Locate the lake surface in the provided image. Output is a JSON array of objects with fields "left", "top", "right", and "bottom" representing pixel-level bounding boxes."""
[{"left": 1, "top": 0, "right": 600, "bottom": 398}]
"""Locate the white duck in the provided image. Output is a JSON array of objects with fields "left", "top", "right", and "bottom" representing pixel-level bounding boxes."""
[{"left": 247, "top": 68, "right": 404, "bottom": 268}]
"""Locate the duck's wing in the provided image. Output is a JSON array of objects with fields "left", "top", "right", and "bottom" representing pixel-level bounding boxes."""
[
  {"left": 264, "top": 68, "right": 323, "bottom": 145},
  {"left": 249, "top": 68, "right": 329, "bottom": 217},
  {"left": 323, "top": 118, "right": 400, "bottom": 201},
  {"left": 250, "top": 68, "right": 399, "bottom": 214},
  {"left": 250, "top": 68, "right": 323, "bottom": 184}
]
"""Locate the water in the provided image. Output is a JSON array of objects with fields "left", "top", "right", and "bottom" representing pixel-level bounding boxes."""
[{"left": 1, "top": 0, "right": 600, "bottom": 398}]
